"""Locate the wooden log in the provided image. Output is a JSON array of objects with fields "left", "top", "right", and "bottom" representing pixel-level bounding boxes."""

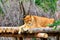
[
  {"left": 36, "top": 33, "right": 48, "bottom": 38},
  {"left": 0, "top": 27, "right": 60, "bottom": 34},
  {"left": 0, "top": 27, "right": 19, "bottom": 33},
  {"left": 27, "top": 28, "right": 60, "bottom": 33}
]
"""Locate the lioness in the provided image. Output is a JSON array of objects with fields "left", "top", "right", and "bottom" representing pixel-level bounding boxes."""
[
  {"left": 23, "top": 15, "right": 54, "bottom": 28},
  {"left": 19, "top": 15, "right": 54, "bottom": 38},
  {"left": 18, "top": 15, "right": 54, "bottom": 33}
]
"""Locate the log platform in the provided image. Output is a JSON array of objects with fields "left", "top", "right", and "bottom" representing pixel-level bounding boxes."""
[{"left": 0, "top": 27, "right": 60, "bottom": 40}]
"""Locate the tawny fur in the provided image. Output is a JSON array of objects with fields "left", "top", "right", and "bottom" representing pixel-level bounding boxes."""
[{"left": 23, "top": 15, "right": 54, "bottom": 29}]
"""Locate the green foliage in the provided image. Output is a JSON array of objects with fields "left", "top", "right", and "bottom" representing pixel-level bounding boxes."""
[
  {"left": 48, "top": 19, "right": 60, "bottom": 27},
  {"left": 35, "top": 0, "right": 57, "bottom": 13},
  {"left": 53, "top": 20, "right": 60, "bottom": 26},
  {"left": 47, "top": 19, "right": 60, "bottom": 30},
  {"left": 0, "top": 0, "right": 4, "bottom": 14},
  {"left": 0, "top": 0, "right": 8, "bottom": 15},
  {"left": 0, "top": 7, "right": 4, "bottom": 14},
  {"left": 32, "top": 38, "right": 36, "bottom": 40},
  {"left": 0, "top": 6, "right": 5, "bottom": 17},
  {"left": 0, "top": 0, "right": 8, "bottom": 3}
]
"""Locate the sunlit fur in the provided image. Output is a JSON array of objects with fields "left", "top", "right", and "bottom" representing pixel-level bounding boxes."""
[{"left": 24, "top": 15, "right": 54, "bottom": 28}]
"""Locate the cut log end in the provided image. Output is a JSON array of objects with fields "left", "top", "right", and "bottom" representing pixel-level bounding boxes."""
[{"left": 36, "top": 33, "right": 48, "bottom": 38}]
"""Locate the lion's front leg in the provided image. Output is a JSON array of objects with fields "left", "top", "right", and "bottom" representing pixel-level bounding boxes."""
[
  {"left": 18, "top": 24, "right": 25, "bottom": 34},
  {"left": 18, "top": 24, "right": 30, "bottom": 34}
]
